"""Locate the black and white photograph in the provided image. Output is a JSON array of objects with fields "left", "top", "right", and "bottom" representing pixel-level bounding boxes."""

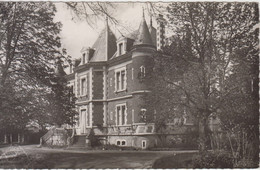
[{"left": 0, "top": 1, "right": 259, "bottom": 169}]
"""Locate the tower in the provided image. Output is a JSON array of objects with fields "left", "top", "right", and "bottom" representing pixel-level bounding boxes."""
[{"left": 130, "top": 12, "right": 156, "bottom": 123}]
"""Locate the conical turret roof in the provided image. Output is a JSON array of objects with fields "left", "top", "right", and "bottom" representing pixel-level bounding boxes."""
[{"left": 134, "top": 13, "right": 153, "bottom": 46}]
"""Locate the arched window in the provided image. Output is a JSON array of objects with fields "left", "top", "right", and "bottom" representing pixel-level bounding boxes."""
[
  {"left": 140, "top": 108, "right": 147, "bottom": 122},
  {"left": 140, "top": 65, "right": 145, "bottom": 78}
]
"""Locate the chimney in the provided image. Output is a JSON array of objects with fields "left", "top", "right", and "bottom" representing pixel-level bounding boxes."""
[{"left": 156, "top": 14, "right": 166, "bottom": 50}]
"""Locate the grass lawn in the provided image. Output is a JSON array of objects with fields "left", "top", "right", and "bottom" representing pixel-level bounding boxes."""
[
  {"left": 152, "top": 152, "right": 197, "bottom": 168},
  {"left": 0, "top": 150, "right": 172, "bottom": 168},
  {"left": 0, "top": 145, "right": 199, "bottom": 168}
]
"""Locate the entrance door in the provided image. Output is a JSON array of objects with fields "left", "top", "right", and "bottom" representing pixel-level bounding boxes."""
[{"left": 80, "top": 109, "right": 86, "bottom": 134}]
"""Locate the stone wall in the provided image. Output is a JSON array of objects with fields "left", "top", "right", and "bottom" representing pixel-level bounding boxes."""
[
  {"left": 107, "top": 135, "right": 158, "bottom": 149},
  {"left": 93, "top": 123, "right": 198, "bottom": 149}
]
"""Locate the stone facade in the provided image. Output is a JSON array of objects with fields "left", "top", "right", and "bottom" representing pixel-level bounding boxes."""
[{"left": 65, "top": 14, "right": 196, "bottom": 149}]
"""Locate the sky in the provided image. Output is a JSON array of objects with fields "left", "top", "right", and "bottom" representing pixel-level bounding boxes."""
[{"left": 53, "top": 2, "right": 153, "bottom": 60}]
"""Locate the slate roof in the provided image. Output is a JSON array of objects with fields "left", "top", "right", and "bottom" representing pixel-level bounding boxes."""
[
  {"left": 133, "top": 15, "right": 154, "bottom": 46},
  {"left": 91, "top": 22, "right": 117, "bottom": 62},
  {"left": 78, "top": 14, "right": 154, "bottom": 64}
]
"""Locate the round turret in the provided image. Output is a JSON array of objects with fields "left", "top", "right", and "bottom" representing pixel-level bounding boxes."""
[{"left": 131, "top": 14, "right": 156, "bottom": 92}]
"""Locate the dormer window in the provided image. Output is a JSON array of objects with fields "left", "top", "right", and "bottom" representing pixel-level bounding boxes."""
[
  {"left": 82, "top": 53, "right": 86, "bottom": 64},
  {"left": 117, "top": 41, "right": 125, "bottom": 56},
  {"left": 117, "top": 37, "right": 127, "bottom": 57},
  {"left": 116, "top": 37, "right": 134, "bottom": 57},
  {"left": 80, "top": 47, "right": 95, "bottom": 65},
  {"left": 119, "top": 43, "right": 123, "bottom": 56}
]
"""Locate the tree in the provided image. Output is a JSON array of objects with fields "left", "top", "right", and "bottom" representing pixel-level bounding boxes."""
[
  {"left": 45, "top": 58, "right": 77, "bottom": 127},
  {"left": 144, "top": 2, "right": 258, "bottom": 152},
  {"left": 219, "top": 46, "right": 259, "bottom": 164},
  {"left": 0, "top": 2, "right": 77, "bottom": 133},
  {"left": 65, "top": 2, "right": 118, "bottom": 26},
  {"left": 64, "top": 2, "right": 162, "bottom": 35}
]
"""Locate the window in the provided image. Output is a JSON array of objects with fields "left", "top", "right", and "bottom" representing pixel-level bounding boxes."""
[
  {"left": 140, "top": 108, "right": 147, "bottom": 122},
  {"left": 132, "top": 68, "right": 134, "bottom": 80},
  {"left": 80, "top": 78, "right": 86, "bottom": 96},
  {"left": 116, "top": 140, "right": 127, "bottom": 146},
  {"left": 122, "top": 105, "right": 126, "bottom": 125},
  {"left": 121, "top": 70, "right": 126, "bottom": 90},
  {"left": 86, "top": 109, "right": 90, "bottom": 126},
  {"left": 116, "top": 72, "right": 120, "bottom": 90},
  {"left": 119, "top": 43, "right": 123, "bottom": 55},
  {"left": 132, "top": 109, "right": 135, "bottom": 123},
  {"left": 80, "top": 109, "right": 86, "bottom": 132},
  {"left": 81, "top": 108, "right": 90, "bottom": 127},
  {"left": 115, "top": 68, "right": 126, "bottom": 91},
  {"left": 140, "top": 65, "right": 145, "bottom": 78},
  {"left": 82, "top": 53, "right": 86, "bottom": 64},
  {"left": 116, "top": 104, "right": 127, "bottom": 125},
  {"left": 142, "top": 140, "right": 147, "bottom": 149},
  {"left": 110, "top": 112, "right": 113, "bottom": 120}
]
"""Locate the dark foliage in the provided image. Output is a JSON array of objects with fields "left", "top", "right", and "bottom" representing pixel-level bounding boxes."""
[
  {"left": 152, "top": 152, "right": 196, "bottom": 168},
  {"left": 235, "top": 158, "right": 259, "bottom": 168},
  {"left": 88, "top": 128, "right": 100, "bottom": 147},
  {"left": 143, "top": 2, "right": 259, "bottom": 153},
  {"left": 0, "top": 2, "right": 77, "bottom": 133},
  {"left": 192, "top": 150, "right": 233, "bottom": 168}
]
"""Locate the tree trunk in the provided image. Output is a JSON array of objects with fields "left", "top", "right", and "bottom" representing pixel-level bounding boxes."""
[{"left": 198, "top": 116, "right": 209, "bottom": 152}]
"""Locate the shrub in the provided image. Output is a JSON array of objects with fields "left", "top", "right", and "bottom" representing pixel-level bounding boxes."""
[
  {"left": 235, "top": 158, "right": 258, "bottom": 168},
  {"left": 192, "top": 150, "right": 233, "bottom": 168},
  {"left": 104, "top": 144, "right": 121, "bottom": 150},
  {"left": 152, "top": 153, "right": 196, "bottom": 168},
  {"left": 88, "top": 128, "right": 100, "bottom": 147}
]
